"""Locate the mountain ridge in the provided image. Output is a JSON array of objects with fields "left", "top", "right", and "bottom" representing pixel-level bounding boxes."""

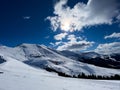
[{"left": 0, "top": 43, "right": 120, "bottom": 77}]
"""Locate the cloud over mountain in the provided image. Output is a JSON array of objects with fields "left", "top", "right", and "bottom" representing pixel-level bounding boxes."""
[
  {"left": 95, "top": 42, "right": 120, "bottom": 54},
  {"left": 57, "top": 34, "right": 94, "bottom": 51}
]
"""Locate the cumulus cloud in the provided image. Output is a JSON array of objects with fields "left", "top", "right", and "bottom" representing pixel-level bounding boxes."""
[
  {"left": 56, "top": 34, "right": 94, "bottom": 51},
  {"left": 95, "top": 42, "right": 120, "bottom": 54},
  {"left": 57, "top": 40, "right": 94, "bottom": 51},
  {"left": 67, "top": 34, "right": 82, "bottom": 42},
  {"left": 54, "top": 33, "right": 67, "bottom": 40},
  {"left": 55, "top": 41, "right": 63, "bottom": 45},
  {"left": 67, "top": 34, "right": 76, "bottom": 42},
  {"left": 104, "top": 32, "right": 120, "bottom": 39},
  {"left": 47, "top": 0, "right": 120, "bottom": 32},
  {"left": 50, "top": 41, "right": 63, "bottom": 47}
]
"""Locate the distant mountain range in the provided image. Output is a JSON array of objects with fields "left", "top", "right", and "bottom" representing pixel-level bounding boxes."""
[
  {"left": 60, "top": 50, "right": 120, "bottom": 69},
  {"left": 0, "top": 43, "right": 120, "bottom": 77}
]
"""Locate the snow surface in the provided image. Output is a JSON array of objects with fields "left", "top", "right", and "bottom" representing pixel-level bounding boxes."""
[
  {"left": 0, "top": 44, "right": 120, "bottom": 76},
  {"left": 0, "top": 56, "right": 120, "bottom": 90}
]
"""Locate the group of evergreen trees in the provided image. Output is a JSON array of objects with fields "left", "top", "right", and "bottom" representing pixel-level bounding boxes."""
[
  {"left": 45, "top": 67, "right": 120, "bottom": 80},
  {"left": 76, "top": 73, "right": 120, "bottom": 80},
  {"left": 58, "top": 72, "right": 120, "bottom": 80},
  {"left": 0, "top": 72, "right": 3, "bottom": 74}
]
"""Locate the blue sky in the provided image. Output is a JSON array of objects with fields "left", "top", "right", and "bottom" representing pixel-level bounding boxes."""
[{"left": 0, "top": 0, "right": 120, "bottom": 54}]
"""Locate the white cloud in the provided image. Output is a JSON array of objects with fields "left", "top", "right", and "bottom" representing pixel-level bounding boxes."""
[
  {"left": 50, "top": 42, "right": 55, "bottom": 46},
  {"left": 57, "top": 40, "right": 94, "bottom": 51},
  {"left": 104, "top": 32, "right": 120, "bottom": 39},
  {"left": 56, "top": 34, "right": 94, "bottom": 51},
  {"left": 54, "top": 33, "right": 67, "bottom": 40},
  {"left": 47, "top": 0, "right": 120, "bottom": 32},
  {"left": 55, "top": 41, "right": 62, "bottom": 45},
  {"left": 95, "top": 42, "right": 120, "bottom": 54},
  {"left": 50, "top": 41, "right": 63, "bottom": 47},
  {"left": 67, "top": 34, "right": 76, "bottom": 42},
  {"left": 23, "top": 16, "right": 31, "bottom": 19},
  {"left": 67, "top": 34, "right": 83, "bottom": 42}
]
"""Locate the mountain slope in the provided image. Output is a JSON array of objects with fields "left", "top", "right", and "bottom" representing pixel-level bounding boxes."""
[
  {"left": 0, "top": 54, "right": 120, "bottom": 90},
  {"left": 0, "top": 43, "right": 120, "bottom": 77},
  {"left": 60, "top": 50, "right": 120, "bottom": 69}
]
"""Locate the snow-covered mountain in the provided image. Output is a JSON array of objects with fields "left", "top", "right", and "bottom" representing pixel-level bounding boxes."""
[
  {"left": 1, "top": 53, "right": 120, "bottom": 90},
  {"left": 0, "top": 43, "right": 120, "bottom": 77},
  {"left": 60, "top": 50, "right": 120, "bottom": 69}
]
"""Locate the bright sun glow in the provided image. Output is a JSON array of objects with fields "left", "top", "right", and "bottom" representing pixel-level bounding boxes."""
[{"left": 60, "top": 21, "right": 71, "bottom": 32}]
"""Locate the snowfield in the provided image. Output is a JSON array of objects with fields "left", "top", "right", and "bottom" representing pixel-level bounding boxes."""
[
  {"left": 0, "top": 43, "right": 120, "bottom": 90},
  {"left": 0, "top": 58, "right": 120, "bottom": 90}
]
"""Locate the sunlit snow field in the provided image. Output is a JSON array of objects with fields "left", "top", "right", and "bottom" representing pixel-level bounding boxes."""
[{"left": 0, "top": 58, "right": 120, "bottom": 90}]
